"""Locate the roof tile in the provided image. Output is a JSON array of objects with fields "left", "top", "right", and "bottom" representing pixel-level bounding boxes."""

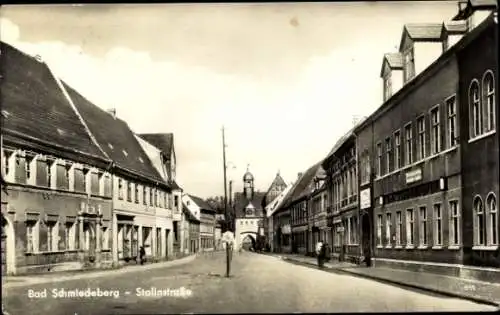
[{"left": 138, "top": 133, "right": 174, "bottom": 157}]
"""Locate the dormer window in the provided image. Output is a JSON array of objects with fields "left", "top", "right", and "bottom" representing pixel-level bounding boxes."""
[
  {"left": 403, "top": 47, "right": 415, "bottom": 82},
  {"left": 383, "top": 72, "right": 393, "bottom": 101}
]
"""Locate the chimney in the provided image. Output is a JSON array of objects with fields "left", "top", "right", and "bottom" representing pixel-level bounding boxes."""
[
  {"left": 107, "top": 108, "right": 117, "bottom": 119},
  {"left": 297, "top": 172, "right": 303, "bottom": 179},
  {"left": 444, "top": 20, "right": 468, "bottom": 50}
]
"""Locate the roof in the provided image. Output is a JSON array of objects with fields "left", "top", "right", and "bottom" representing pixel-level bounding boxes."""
[
  {"left": 182, "top": 203, "right": 200, "bottom": 223},
  {"left": 324, "top": 118, "right": 365, "bottom": 162},
  {"left": 445, "top": 20, "right": 469, "bottom": 34},
  {"left": 266, "top": 184, "right": 294, "bottom": 218},
  {"left": 138, "top": 133, "right": 174, "bottom": 158},
  {"left": 291, "top": 162, "right": 324, "bottom": 203},
  {"left": 0, "top": 42, "right": 108, "bottom": 162},
  {"left": 233, "top": 191, "right": 267, "bottom": 218},
  {"left": 405, "top": 23, "right": 445, "bottom": 40},
  {"left": 188, "top": 194, "right": 215, "bottom": 212},
  {"left": 61, "top": 81, "right": 165, "bottom": 183},
  {"left": 380, "top": 53, "right": 403, "bottom": 77},
  {"left": 262, "top": 172, "right": 287, "bottom": 205}
]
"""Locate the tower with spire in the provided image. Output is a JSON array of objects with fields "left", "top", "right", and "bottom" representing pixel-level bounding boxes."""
[{"left": 243, "top": 164, "right": 254, "bottom": 200}]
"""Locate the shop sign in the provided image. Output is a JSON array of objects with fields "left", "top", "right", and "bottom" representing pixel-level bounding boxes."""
[
  {"left": 406, "top": 168, "right": 422, "bottom": 184},
  {"left": 360, "top": 188, "right": 371, "bottom": 209}
]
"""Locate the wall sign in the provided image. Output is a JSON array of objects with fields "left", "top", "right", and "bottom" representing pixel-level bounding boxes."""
[
  {"left": 360, "top": 188, "right": 371, "bottom": 209},
  {"left": 405, "top": 168, "right": 422, "bottom": 184}
]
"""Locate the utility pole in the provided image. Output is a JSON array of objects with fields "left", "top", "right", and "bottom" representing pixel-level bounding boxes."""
[{"left": 222, "top": 126, "right": 231, "bottom": 277}]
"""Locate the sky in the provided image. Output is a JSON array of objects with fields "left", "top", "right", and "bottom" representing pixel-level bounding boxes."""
[{"left": 0, "top": 2, "right": 459, "bottom": 198}]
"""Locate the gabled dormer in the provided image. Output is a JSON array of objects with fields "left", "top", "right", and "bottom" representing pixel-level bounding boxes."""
[
  {"left": 444, "top": 20, "right": 469, "bottom": 49},
  {"left": 380, "top": 53, "right": 404, "bottom": 102},
  {"left": 452, "top": 0, "right": 497, "bottom": 30},
  {"left": 399, "top": 23, "right": 446, "bottom": 84}
]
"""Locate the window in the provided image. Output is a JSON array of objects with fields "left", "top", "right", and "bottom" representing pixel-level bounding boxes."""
[
  {"left": 394, "top": 130, "right": 401, "bottom": 169},
  {"left": 65, "top": 222, "right": 75, "bottom": 250},
  {"left": 385, "top": 137, "right": 392, "bottom": 173},
  {"left": 470, "top": 80, "right": 482, "bottom": 138},
  {"left": 47, "top": 161, "right": 52, "bottom": 187},
  {"left": 430, "top": 106, "right": 441, "bottom": 154},
  {"left": 482, "top": 71, "right": 496, "bottom": 132},
  {"left": 65, "top": 166, "right": 70, "bottom": 183},
  {"left": 487, "top": 193, "right": 498, "bottom": 246},
  {"left": 446, "top": 96, "right": 458, "bottom": 148},
  {"left": 419, "top": 206, "right": 427, "bottom": 246},
  {"left": 127, "top": 182, "right": 132, "bottom": 202},
  {"left": 25, "top": 158, "right": 31, "bottom": 179},
  {"left": 404, "top": 47, "right": 415, "bottom": 82},
  {"left": 118, "top": 179, "right": 124, "bottom": 200},
  {"left": 449, "top": 201, "right": 460, "bottom": 246},
  {"left": 396, "top": 211, "right": 402, "bottom": 246},
  {"left": 406, "top": 209, "right": 414, "bottom": 246},
  {"left": 434, "top": 203, "right": 443, "bottom": 246},
  {"left": 473, "top": 196, "right": 486, "bottom": 245},
  {"left": 143, "top": 187, "right": 147, "bottom": 205},
  {"left": 47, "top": 222, "right": 58, "bottom": 252},
  {"left": 384, "top": 72, "right": 393, "bottom": 101},
  {"left": 404, "top": 124, "right": 413, "bottom": 165},
  {"left": 376, "top": 142, "right": 382, "bottom": 177},
  {"left": 385, "top": 213, "right": 392, "bottom": 246},
  {"left": 26, "top": 221, "right": 38, "bottom": 252},
  {"left": 163, "top": 193, "right": 167, "bottom": 208},
  {"left": 417, "top": 116, "right": 426, "bottom": 160},
  {"left": 83, "top": 169, "right": 88, "bottom": 193},
  {"left": 135, "top": 184, "right": 139, "bottom": 203},
  {"left": 102, "top": 226, "right": 110, "bottom": 250},
  {"left": 174, "top": 195, "right": 179, "bottom": 208},
  {"left": 150, "top": 188, "right": 154, "bottom": 206}
]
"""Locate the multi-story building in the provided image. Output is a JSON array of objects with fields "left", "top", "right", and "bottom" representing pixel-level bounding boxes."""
[
  {"left": 265, "top": 184, "right": 294, "bottom": 253},
  {"left": 233, "top": 168, "right": 266, "bottom": 250},
  {"left": 354, "top": 1, "right": 498, "bottom": 278},
  {"left": 261, "top": 172, "right": 287, "bottom": 249},
  {"left": 182, "top": 194, "right": 201, "bottom": 254},
  {"left": 288, "top": 163, "right": 323, "bottom": 255},
  {"left": 307, "top": 172, "right": 328, "bottom": 256},
  {"left": 455, "top": 5, "right": 498, "bottom": 270},
  {"left": 138, "top": 133, "right": 183, "bottom": 256},
  {"left": 187, "top": 194, "right": 216, "bottom": 251},
  {"left": 1, "top": 42, "right": 114, "bottom": 274},
  {"left": 323, "top": 131, "right": 360, "bottom": 263}
]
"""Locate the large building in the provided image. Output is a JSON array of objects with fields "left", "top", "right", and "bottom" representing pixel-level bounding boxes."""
[
  {"left": 233, "top": 167, "right": 266, "bottom": 250},
  {"left": 353, "top": 1, "right": 498, "bottom": 279}
]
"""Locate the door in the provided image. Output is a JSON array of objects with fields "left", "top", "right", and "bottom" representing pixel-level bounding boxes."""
[
  {"left": 361, "top": 213, "right": 372, "bottom": 266},
  {"left": 156, "top": 228, "right": 161, "bottom": 258},
  {"left": 165, "top": 229, "right": 170, "bottom": 259}
]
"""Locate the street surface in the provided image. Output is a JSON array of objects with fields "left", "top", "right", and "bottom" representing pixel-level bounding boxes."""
[{"left": 2, "top": 251, "right": 498, "bottom": 314}]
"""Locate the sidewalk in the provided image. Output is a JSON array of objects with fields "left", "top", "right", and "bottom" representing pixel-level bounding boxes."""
[
  {"left": 273, "top": 252, "right": 500, "bottom": 307},
  {"left": 2, "top": 254, "right": 196, "bottom": 289}
]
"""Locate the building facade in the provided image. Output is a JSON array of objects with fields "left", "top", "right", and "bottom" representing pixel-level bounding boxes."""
[
  {"left": 261, "top": 172, "right": 287, "bottom": 249},
  {"left": 265, "top": 184, "right": 294, "bottom": 253},
  {"left": 233, "top": 168, "right": 266, "bottom": 250},
  {"left": 323, "top": 132, "right": 360, "bottom": 263},
  {"left": 187, "top": 194, "right": 216, "bottom": 251},
  {"left": 1, "top": 42, "right": 114, "bottom": 275},
  {"left": 308, "top": 174, "right": 328, "bottom": 256},
  {"left": 354, "top": 2, "right": 498, "bottom": 278}
]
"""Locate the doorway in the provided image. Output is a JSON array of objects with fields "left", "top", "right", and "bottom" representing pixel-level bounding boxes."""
[
  {"left": 361, "top": 213, "right": 372, "bottom": 267},
  {"left": 1, "top": 215, "right": 7, "bottom": 275},
  {"left": 165, "top": 229, "right": 170, "bottom": 259}
]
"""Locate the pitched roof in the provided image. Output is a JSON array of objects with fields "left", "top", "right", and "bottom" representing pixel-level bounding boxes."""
[
  {"left": 262, "top": 172, "right": 287, "bottom": 204},
  {"left": 138, "top": 133, "right": 174, "bottom": 157},
  {"left": 61, "top": 82, "right": 165, "bottom": 183},
  {"left": 380, "top": 53, "right": 403, "bottom": 77},
  {"left": 182, "top": 203, "right": 200, "bottom": 223},
  {"left": 324, "top": 119, "right": 365, "bottom": 162},
  {"left": 289, "top": 162, "right": 323, "bottom": 204},
  {"left": 405, "top": 23, "right": 445, "bottom": 40},
  {"left": 452, "top": 0, "right": 497, "bottom": 20},
  {"left": 188, "top": 194, "right": 215, "bottom": 212},
  {"left": 266, "top": 184, "right": 294, "bottom": 218},
  {"left": 233, "top": 191, "right": 267, "bottom": 218},
  {"left": 0, "top": 42, "right": 107, "bottom": 161}
]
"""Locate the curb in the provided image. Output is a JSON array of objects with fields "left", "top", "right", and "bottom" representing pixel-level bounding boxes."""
[
  {"left": 282, "top": 256, "right": 500, "bottom": 308},
  {"left": 2, "top": 255, "right": 197, "bottom": 289}
]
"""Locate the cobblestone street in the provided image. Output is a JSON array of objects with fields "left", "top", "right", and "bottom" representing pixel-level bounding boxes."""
[{"left": 2, "top": 252, "right": 497, "bottom": 314}]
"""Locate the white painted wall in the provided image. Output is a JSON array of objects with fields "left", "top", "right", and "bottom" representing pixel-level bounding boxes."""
[
  {"left": 414, "top": 42, "right": 444, "bottom": 78},
  {"left": 469, "top": 10, "right": 492, "bottom": 30}
]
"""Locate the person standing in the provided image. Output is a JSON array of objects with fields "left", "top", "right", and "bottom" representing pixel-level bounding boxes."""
[
  {"left": 316, "top": 240, "right": 324, "bottom": 268},
  {"left": 139, "top": 246, "right": 146, "bottom": 265}
]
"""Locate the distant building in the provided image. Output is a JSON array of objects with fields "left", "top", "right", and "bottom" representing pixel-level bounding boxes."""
[
  {"left": 233, "top": 167, "right": 266, "bottom": 250},
  {"left": 265, "top": 184, "right": 294, "bottom": 252},
  {"left": 185, "top": 194, "right": 216, "bottom": 251},
  {"left": 261, "top": 171, "right": 287, "bottom": 248}
]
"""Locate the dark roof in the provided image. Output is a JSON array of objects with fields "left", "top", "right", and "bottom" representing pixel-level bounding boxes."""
[
  {"left": 288, "top": 162, "right": 323, "bottom": 204},
  {"left": 445, "top": 21, "right": 469, "bottom": 34},
  {"left": 405, "top": 23, "right": 445, "bottom": 40},
  {"left": 0, "top": 42, "right": 108, "bottom": 161},
  {"left": 380, "top": 53, "right": 403, "bottom": 77},
  {"left": 233, "top": 191, "right": 267, "bottom": 218},
  {"left": 452, "top": 0, "right": 497, "bottom": 20},
  {"left": 189, "top": 194, "right": 215, "bottom": 212},
  {"left": 61, "top": 81, "right": 165, "bottom": 183},
  {"left": 138, "top": 133, "right": 174, "bottom": 157}
]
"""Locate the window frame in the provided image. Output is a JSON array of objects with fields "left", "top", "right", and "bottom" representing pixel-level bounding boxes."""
[
  {"left": 416, "top": 115, "right": 426, "bottom": 160},
  {"left": 469, "top": 79, "right": 482, "bottom": 138},
  {"left": 482, "top": 70, "right": 496, "bottom": 132},
  {"left": 430, "top": 104, "right": 441, "bottom": 155},
  {"left": 433, "top": 203, "right": 443, "bottom": 246},
  {"left": 445, "top": 94, "right": 458, "bottom": 148},
  {"left": 486, "top": 192, "right": 498, "bottom": 246},
  {"left": 404, "top": 123, "right": 413, "bottom": 166},
  {"left": 406, "top": 208, "right": 414, "bottom": 247},
  {"left": 394, "top": 129, "right": 401, "bottom": 170},
  {"left": 396, "top": 211, "right": 403, "bottom": 246},
  {"left": 385, "top": 212, "right": 392, "bottom": 248},
  {"left": 385, "top": 137, "right": 392, "bottom": 174},
  {"left": 449, "top": 200, "right": 461, "bottom": 247},
  {"left": 376, "top": 142, "right": 382, "bottom": 177},
  {"left": 419, "top": 206, "right": 428, "bottom": 247}
]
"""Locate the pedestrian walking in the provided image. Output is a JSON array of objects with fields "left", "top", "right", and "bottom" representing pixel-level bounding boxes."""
[
  {"left": 316, "top": 240, "right": 324, "bottom": 268},
  {"left": 139, "top": 246, "right": 146, "bottom": 265}
]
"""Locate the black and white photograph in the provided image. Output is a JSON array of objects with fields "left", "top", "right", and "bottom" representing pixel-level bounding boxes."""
[{"left": 1, "top": 1, "right": 499, "bottom": 314}]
